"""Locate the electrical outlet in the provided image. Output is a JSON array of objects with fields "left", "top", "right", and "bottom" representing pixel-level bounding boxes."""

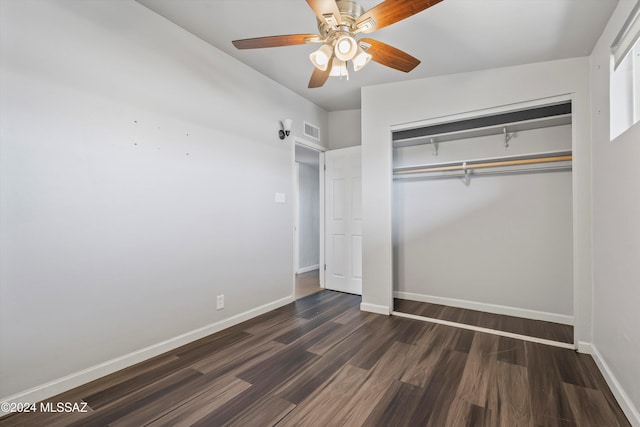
[{"left": 216, "top": 294, "right": 224, "bottom": 310}]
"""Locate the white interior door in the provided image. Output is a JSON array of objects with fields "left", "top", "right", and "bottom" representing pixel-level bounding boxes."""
[{"left": 325, "top": 146, "right": 362, "bottom": 295}]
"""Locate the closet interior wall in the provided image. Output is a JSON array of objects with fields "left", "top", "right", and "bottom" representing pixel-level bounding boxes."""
[{"left": 392, "top": 123, "right": 574, "bottom": 322}]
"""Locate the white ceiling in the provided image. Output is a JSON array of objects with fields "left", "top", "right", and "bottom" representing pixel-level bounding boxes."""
[{"left": 137, "top": 0, "right": 618, "bottom": 112}]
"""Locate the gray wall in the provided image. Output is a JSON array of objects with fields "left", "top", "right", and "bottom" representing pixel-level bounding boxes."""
[
  {"left": 297, "top": 162, "right": 320, "bottom": 271},
  {"left": 590, "top": 0, "right": 640, "bottom": 421},
  {"left": 0, "top": 0, "right": 327, "bottom": 399},
  {"left": 328, "top": 109, "right": 361, "bottom": 149},
  {"left": 394, "top": 125, "right": 573, "bottom": 320}
]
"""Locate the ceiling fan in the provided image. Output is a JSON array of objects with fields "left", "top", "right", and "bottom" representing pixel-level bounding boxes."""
[{"left": 232, "top": 0, "right": 443, "bottom": 88}]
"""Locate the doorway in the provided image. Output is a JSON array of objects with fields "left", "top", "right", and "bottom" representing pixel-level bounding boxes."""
[{"left": 294, "top": 142, "right": 323, "bottom": 299}]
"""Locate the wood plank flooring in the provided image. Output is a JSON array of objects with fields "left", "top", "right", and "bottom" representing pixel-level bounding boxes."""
[
  {"left": 295, "top": 269, "right": 322, "bottom": 299},
  {"left": 0, "top": 291, "right": 629, "bottom": 426},
  {"left": 394, "top": 298, "right": 574, "bottom": 345}
]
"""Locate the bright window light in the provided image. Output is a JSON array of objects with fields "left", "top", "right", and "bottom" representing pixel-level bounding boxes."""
[{"left": 610, "top": 2, "right": 640, "bottom": 140}]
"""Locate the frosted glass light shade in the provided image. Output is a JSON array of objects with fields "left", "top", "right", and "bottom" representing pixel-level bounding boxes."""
[
  {"left": 309, "top": 44, "right": 333, "bottom": 71},
  {"left": 334, "top": 35, "right": 358, "bottom": 61},
  {"left": 352, "top": 47, "right": 372, "bottom": 71}
]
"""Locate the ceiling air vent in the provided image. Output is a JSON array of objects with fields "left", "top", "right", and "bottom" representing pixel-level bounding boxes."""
[{"left": 304, "top": 121, "right": 320, "bottom": 141}]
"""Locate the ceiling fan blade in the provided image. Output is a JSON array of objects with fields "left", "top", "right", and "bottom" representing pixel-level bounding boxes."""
[
  {"left": 308, "top": 64, "right": 332, "bottom": 88},
  {"left": 232, "top": 34, "right": 321, "bottom": 49},
  {"left": 355, "top": 0, "right": 443, "bottom": 33},
  {"left": 306, "top": 0, "right": 342, "bottom": 26},
  {"left": 359, "top": 38, "right": 420, "bottom": 72}
]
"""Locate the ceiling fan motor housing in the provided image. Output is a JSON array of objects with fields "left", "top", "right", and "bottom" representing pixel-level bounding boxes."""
[{"left": 317, "top": 1, "right": 365, "bottom": 38}]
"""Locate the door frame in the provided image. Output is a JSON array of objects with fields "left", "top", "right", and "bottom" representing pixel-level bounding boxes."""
[
  {"left": 293, "top": 162, "right": 300, "bottom": 275},
  {"left": 292, "top": 137, "right": 326, "bottom": 296}
]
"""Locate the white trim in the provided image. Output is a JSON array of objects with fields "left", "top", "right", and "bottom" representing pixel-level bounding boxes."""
[
  {"left": 293, "top": 162, "right": 300, "bottom": 275},
  {"left": 394, "top": 291, "right": 574, "bottom": 326},
  {"left": 581, "top": 342, "right": 640, "bottom": 426},
  {"left": 319, "top": 152, "right": 325, "bottom": 288},
  {"left": 577, "top": 341, "right": 593, "bottom": 354},
  {"left": 291, "top": 140, "right": 298, "bottom": 300},
  {"left": 392, "top": 311, "right": 575, "bottom": 350},
  {"left": 360, "top": 302, "right": 390, "bottom": 315},
  {"left": 0, "top": 295, "right": 294, "bottom": 413},
  {"left": 297, "top": 264, "right": 320, "bottom": 274}
]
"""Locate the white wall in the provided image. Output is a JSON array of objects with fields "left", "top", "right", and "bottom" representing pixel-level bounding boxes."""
[
  {"left": 328, "top": 109, "right": 361, "bottom": 149},
  {"left": 361, "top": 58, "right": 592, "bottom": 341},
  {"left": 0, "top": 0, "right": 327, "bottom": 400},
  {"left": 297, "top": 162, "right": 320, "bottom": 271},
  {"left": 394, "top": 125, "right": 573, "bottom": 321},
  {"left": 590, "top": 1, "right": 640, "bottom": 423}
]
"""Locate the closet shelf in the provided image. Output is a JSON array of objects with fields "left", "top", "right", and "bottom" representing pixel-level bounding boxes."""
[
  {"left": 393, "top": 150, "right": 572, "bottom": 176},
  {"left": 392, "top": 102, "right": 572, "bottom": 148}
]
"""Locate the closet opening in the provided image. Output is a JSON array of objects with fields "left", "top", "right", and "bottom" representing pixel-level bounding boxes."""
[{"left": 391, "top": 100, "right": 575, "bottom": 348}]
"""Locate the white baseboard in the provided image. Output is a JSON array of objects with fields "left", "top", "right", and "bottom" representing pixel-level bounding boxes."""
[
  {"left": 360, "top": 302, "right": 390, "bottom": 315},
  {"left": 296, "top": 264, "right": 320, "bottom": 274},
  {"left": 394, "top": 291, "right": 573, "bottom": 325},
  {"left": 581, "top": 342, "right": 640, "bottom": 426},
  {"left": 577, "top": 341, "right": 593, "bottom": 354},
  {"left": 0, "top": 295, "right": 294, "bottom": 415}
]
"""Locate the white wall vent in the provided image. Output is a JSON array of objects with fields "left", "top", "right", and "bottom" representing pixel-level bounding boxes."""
[{"left": 303, "top": 121, "right": 320, "bottom": 141}]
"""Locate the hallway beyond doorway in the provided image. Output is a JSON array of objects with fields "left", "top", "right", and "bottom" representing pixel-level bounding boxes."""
[{"left": 295, "top": 269, "right": 322, "bottom": 299}]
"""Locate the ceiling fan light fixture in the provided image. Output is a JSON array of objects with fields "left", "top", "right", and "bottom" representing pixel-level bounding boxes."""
[
  {"left": 352, "top": 46, "right": 372, "bottom": 71},
  {"left": 334, "top": 34, "right": 358, "bottom": 61},
  {"left": 309, "top": 44, "right": 333, "bottom": 71},
  {"left": 329, "top": 58, "right": 349, "bottom": 80}
]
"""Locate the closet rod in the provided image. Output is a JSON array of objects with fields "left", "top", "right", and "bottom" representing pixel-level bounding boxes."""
[{"left": 394, "top": 154, "right": 572, "bottom": 175}]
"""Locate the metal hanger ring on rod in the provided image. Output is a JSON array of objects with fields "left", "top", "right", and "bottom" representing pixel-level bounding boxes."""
[{"left": 503, "top": 127, "right": 513, "bottom": 148}]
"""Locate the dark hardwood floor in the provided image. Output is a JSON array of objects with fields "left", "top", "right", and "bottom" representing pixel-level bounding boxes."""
[
  {"left": 0, "top": 291, "right": 629, "bottom": 426},
  {"left": 394, "top": 298, "right": 574, "bottom": 345}
]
